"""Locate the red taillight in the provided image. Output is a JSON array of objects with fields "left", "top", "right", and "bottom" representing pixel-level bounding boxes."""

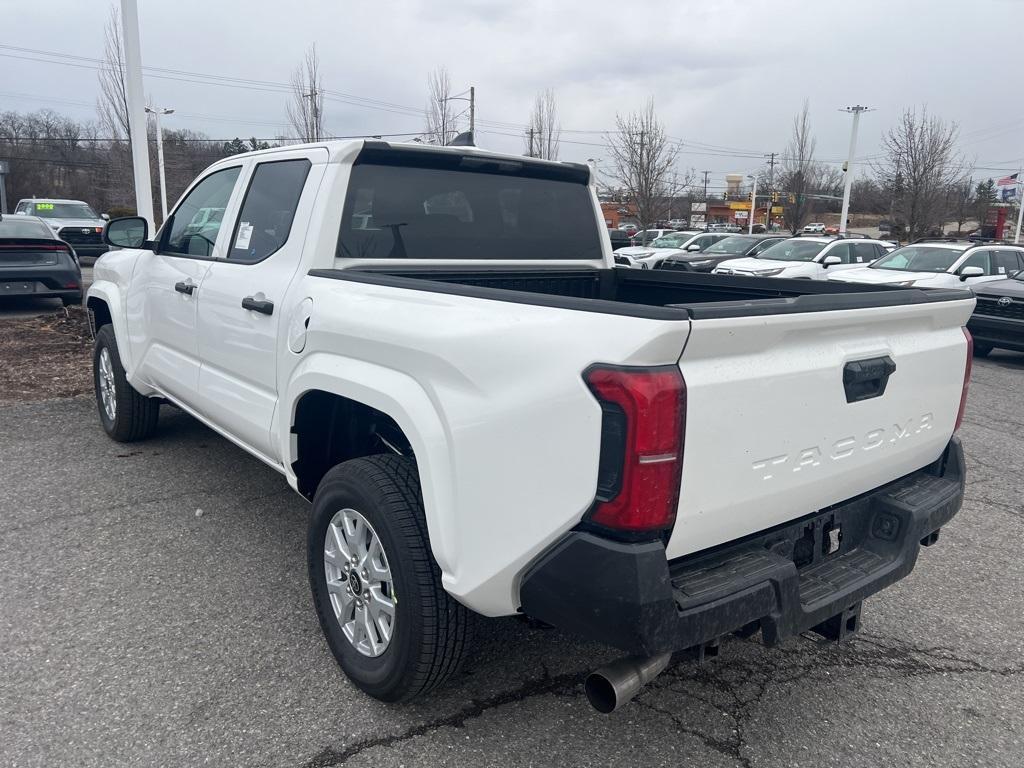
[
  {"left": 955, "top": 327, "right": 972, "bottom": 431},
  {"left": 584, "top": 365, "right": 686, "bottom": 533}
]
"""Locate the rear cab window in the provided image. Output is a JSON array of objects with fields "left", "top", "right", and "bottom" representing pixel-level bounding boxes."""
[
  {"left": 228, "top": 159, "right": 311, "bottom": 263},
  {"left": 337, "top": 147, "right": 601, "bottom": 261}
]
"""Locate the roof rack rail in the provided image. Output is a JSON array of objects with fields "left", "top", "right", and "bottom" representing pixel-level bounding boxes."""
[{"left": 912, "top": 236, "right": 1016, "bottom": 245}]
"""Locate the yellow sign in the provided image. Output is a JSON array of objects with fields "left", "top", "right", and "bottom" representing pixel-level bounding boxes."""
[
  {"left": 771, "top": 206, "right": 783, "bottom": 214},
  {"left": 728, "top": 201, "right": 750, "bottom": 211}
]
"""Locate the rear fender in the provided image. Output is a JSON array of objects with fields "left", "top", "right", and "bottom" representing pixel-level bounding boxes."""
[{"left": 282, "top": 353, "right": 457, "bottom": 580}]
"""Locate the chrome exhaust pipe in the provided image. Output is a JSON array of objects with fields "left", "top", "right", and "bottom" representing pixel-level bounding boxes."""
[{"left": 584, "top": 651, "right": 672, "bottom": 713}]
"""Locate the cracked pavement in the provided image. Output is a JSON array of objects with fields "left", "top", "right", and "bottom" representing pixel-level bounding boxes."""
[{"left": 2, "top": 354, "right": 1024, "bottom": 767}]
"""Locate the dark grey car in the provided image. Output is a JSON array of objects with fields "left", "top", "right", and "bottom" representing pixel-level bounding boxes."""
[
  {"left": 968, "top": 273, "right": 1024, "bottom": 356},
  {"left": 659, "top": 234, "right": 787, "bottom": 273},
  {"left": 0, "top": 215, "right": 83, "bottom": 305}
]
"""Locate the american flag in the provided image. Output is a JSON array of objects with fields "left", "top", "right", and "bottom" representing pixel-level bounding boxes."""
[{"left": 996, "top": 172, "right": 1019, "bottom": 186}]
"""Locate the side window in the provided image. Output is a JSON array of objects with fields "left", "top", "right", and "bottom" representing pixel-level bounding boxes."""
[
  {"left": 228, "top": 159, "right": 311, "bottom": 263},
  {"left": 15, "top": 201, "right": 29, "bottom": 214},
  {"left": 992, "top": 250, "right": 1021, "bottom": 276},
  {"left": 827, "top": 243, "right": 853, "bottom": 263},
  {"left": 959, "top": 249, "right": 992, "bottom": 275},
  {"left": 163, "top": 167, "right": 241, "bottom": 257},
  {"left": 852, "top": 243, "right": 877, "bottom": 263}
]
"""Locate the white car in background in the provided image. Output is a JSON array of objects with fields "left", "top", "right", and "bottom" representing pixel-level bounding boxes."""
[
  {"left": 615, "top": 231, "right": 729, "bottom": 269},
  {"left": 827, "top": 240, "right": 1024, "bottom": 289},
  {"left": 802, "top": 222, "right": 826, "bottom": 234},
  {"left": 713, "top": 237, "right": 893, "bottom": 280}
]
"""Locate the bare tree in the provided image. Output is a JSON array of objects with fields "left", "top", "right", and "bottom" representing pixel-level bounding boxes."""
[
  {"left": 424, "top": 67, "right": 459, "bottom": 145},
  {"left": 96, "top": 4, "right": 129, "bottom": 139},
  {"left": 524, "top": 89, "right": 561, "bottom": 160},
  {"left": 287, "top": 45, "right": 325, "bottom": 142},
  {"left": 946, "top": 168, "right": 975, "bottom": 234},
  {"left": 876, "top": 107, "right": 961, "bottom": 239},
  {"left": 605, "top": 99, "right": 680, "bottom": 231},
  {"left": 778, "top": 101, "right": 821, "bottom": 234}
]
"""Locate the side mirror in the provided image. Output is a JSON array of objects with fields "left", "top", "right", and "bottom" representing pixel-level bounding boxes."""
[
  {"left": 822, "top": 255, "right": 842, "bottom": 267},
  {"left": 101, "top": 213, "right": 110, "bottom": 221},
  {"left": 686, "top": 243, "right": 702, "bottom": 251},
  {"left": 959, "top": 266, "right": 985, "bottom": 281},
  {"left": 103, "top": 216, "right": 149, "bottom": 249}
]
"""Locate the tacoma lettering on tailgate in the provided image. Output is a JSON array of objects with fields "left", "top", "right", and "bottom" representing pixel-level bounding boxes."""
[{"left": 751, "top": 413, "right": 934, "bottom": 481}]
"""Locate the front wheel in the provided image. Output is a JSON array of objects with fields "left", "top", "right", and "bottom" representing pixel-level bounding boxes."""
[
  {"left": 93, "top": 324, "right": 160, "bottom": 441},
  {"left": 308, "top": 455, "right": 472, "bottom": 701}
]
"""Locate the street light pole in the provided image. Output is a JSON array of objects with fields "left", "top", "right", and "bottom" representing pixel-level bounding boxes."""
[
  {"left": 120, "top": 0, "right": 154, "bottom": 230},
  {"left": 145, "top": 105, "right": 174, "bottom": 222},
  {"left": 746, "top": 174, "right": 758, "bottom": 235},
  {"left": 839, "top": 105, "right": 869, "bottom": 236}
]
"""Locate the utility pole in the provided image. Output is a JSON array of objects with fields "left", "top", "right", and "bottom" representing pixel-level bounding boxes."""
[
  {"left": 145, "top": 105, "right": 173, "bottom": 222},
  {"left": 839, "top": 105, "right": 870, "bottom": 236},
  {"left": 0, "top": 160, "right": 8, "bottom": 214},
  {"left": 120, "top": 0, "right": 154, "bottom": 230},
  {"left": 527, "top": 128, "right": 535, "bottom": 157},
  {"left": 469, "top": 86, "right": 475, "bottom": 140},
  {"left": 764, "top": 152, "right": 776, "bottom": 229},
  {"left": 746, "top": 174, "right": 758, "bottom": 235},
  {"left": 303, "top": 86, "right": 320, "bottom": 142},
  {"left": 702, "top": 170, "right": 711, "bottom": 231}
]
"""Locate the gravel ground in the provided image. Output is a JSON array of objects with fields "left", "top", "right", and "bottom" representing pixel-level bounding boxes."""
[{"left": 1, "top": 354, "right": 1022, "bottom": 767}]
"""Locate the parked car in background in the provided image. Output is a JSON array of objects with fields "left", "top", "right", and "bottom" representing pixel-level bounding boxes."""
[
  {"left": 802, "top": 222, "right": 826, "bottom": 234},
  {"left": 0, "top": 214, "right": 82, "bottom": 305},
  {"left": 660, "top": 234, "right": 786, "bottom": 273},
  {"left": 828, "top": 240, "right": 1024, "bottom": 289},
  {"left": 630, "top": 228, "right": 673, "bottom": 246},
  {"left": 607, "top": 228, "right": 633, "bottom": 252},
  {"left": 708, "top": 223, "right": 742, "bottom": 233},
  {"left": 617, "top": 223, "right": 638, "bottom": 234},
  {"left": 714, "top": 237, "right": 892, "bottom": 280},
  {"left": 668, "top": 218, "right": 689, "bottom": 230},
  {"left": 967, "top": 273, "right": 1024, "bottom": 357},
  {"left": 14, "top": 198, "right": 109, "bottom": 258},
  {"left": 966, "top": 274, "right": 1024, "bottom": 358},
  {"left": 616, "top": 231, "right": 730, "bottom": 269}
]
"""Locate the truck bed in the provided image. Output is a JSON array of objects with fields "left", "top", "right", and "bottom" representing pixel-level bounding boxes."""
[{"left": 309, "top": 265, "right": 973, "bottom": 319}]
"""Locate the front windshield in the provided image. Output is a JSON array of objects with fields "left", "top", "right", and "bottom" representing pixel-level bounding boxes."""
[
  {"left": 755, "top": 239, "right": 826, "bottom": 262},
  {"left": 870, "top": 245, "right": 965, "bottom": 273},
  {"left": 702, "top": 236, "right": 756, "bottom": 255},
  {"left": 28, "top": 202, "right": 98, "bottom": 219},
  {"left": 650, "top": 234, "right": 690, "bottom": 249}
]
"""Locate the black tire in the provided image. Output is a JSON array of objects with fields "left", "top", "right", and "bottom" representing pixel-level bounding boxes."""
[
  {"left": 973, "top": 343, "right": 993, "bottom": 358},
  {"left": 93, "top": 324, "right": 160, "bottom": 441},
  {"left": 308, "top": 455, "right": 472, "bottom": 702}
]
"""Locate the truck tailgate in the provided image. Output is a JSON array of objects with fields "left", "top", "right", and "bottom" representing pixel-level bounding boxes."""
[{"left": 666, "top": 296, "right": 974, "bottom": 560}]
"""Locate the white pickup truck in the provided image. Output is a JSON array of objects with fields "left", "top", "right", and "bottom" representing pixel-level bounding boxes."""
[{"left": 88, "top": 140, "right": 974, "bottom": 712}]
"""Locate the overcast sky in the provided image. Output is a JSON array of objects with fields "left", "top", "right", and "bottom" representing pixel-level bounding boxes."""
[{"left": 2, "top": 0, "right": 1022, "bottom": 191}]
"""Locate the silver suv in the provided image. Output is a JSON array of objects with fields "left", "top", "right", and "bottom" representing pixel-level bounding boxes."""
[{"left": 14, "top": 198, "right": 109, "bottom": 258}]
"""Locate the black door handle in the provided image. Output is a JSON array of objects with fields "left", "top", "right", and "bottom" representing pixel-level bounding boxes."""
[
  {"left": 843, "top": 356, "right": 896, "bottom": 403},
  {"left": 174, "top": 281, "right": 195, "bottom": 295},
  {"left": 241, "top": 296, "right": 274, "bottom": 315}
]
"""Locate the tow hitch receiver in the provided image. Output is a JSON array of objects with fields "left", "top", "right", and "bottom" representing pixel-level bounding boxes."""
[{"left": 811, "top": 601, "right": 862, "bottom": 642}]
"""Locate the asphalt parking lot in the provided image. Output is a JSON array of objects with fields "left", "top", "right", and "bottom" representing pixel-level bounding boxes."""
[{"left": 2, "top": 353, "right": 1023, "bottom": 767}]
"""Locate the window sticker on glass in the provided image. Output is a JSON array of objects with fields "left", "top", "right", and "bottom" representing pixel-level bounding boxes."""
[
  {"left": 235, "top": 222, "right": 253, "bottom": 250},
  {"left": 36, "top": 203, "right": 54, "bottom": 210}
]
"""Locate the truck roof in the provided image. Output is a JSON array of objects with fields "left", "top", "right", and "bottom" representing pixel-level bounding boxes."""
[
  {"left": 208, "top": 138, "right": 589, "bottom": 175},
  {"left": 16, "top": 197, "right": 91, "bottom": 204}
]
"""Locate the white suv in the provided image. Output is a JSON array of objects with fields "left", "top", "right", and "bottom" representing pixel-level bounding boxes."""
[
  {"left": 828, "top": 240, "right": 1024, "bottom": 289},
  {"left": 713, "top": 236, "right": 892, "bottom": 280},
  {"left": 802, "top": 223, "right": 826, "bottom": 234}
]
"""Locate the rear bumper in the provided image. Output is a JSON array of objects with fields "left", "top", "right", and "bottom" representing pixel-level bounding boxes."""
[
  {"left": 520, "top": 437, "right": 966, "bottom": 655},
  {"left": 967, "top": 315, "right": 1024, "bottom": 351},
  {"left": 0, "top": 264, "right": 83, "bottom": 299}
]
